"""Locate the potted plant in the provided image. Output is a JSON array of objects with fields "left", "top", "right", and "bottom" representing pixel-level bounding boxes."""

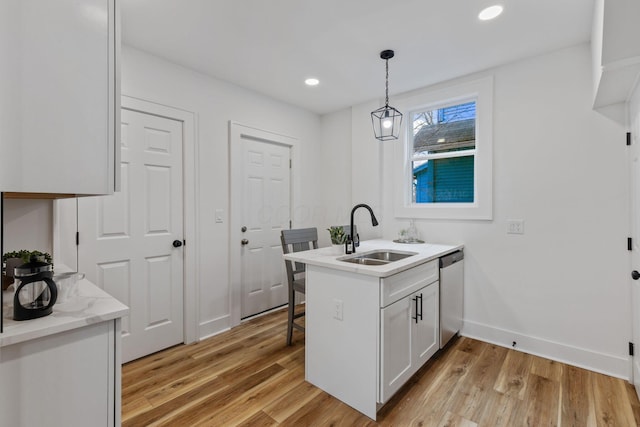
[
  {"left": 2, "top": 250, "right": 53, "bottom": 290},
  {"left": 327, "top": 226, "right": 347, "bottom": 254}
]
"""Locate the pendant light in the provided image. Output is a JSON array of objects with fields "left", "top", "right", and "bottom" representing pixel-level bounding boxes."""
[{"left": 371, "top": 49, "right": 403, "bottom": 141}]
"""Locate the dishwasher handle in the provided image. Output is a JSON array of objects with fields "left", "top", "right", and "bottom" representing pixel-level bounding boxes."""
[{"left": 440, "top": 250, "right": 464, "bottom": 268}]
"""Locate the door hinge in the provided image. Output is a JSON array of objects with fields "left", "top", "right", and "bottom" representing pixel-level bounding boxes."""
[
  {"left": 289, "top": 159, "right": 292, "bottom": 169},
  {"left": 76, "top": 231, "right": 80, "bottom": 246},
  {"left": 627, "top": 132, "right": 632, "bottom": 146},
  {"left": 289, "top": 220, "right": 292, "bottom": 229},
  {"left": 630, "top": 341, "right": 635, "bottom": 356},
  {"left": 629, "top": 237, "right": 633, "bottom": 251}
]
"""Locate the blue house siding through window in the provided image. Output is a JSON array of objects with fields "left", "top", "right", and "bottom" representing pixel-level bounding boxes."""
[
  {"left": 437, "top": 102, "right": 475, "bottom": 123},
  {"left": 414, "top": 156, "right": 474, "bottom": 203},
  {"left": 413, "top": 101, "right": 476, "bottom": 203}
]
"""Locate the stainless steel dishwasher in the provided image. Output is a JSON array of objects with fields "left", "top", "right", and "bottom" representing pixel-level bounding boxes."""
[{"left": 439, "top": 250, "right": 464, "bottom": 348}]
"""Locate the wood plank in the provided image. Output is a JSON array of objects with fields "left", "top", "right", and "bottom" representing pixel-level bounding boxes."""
[
  {"left": 278, "top": 391, "right": 376, "bottom": 427},
  {"left": 493, "top": 349, "right": 534, "bottom": 400},
  {"left": 262, "top": 379, "right": 323, "bottom": 423},
  {"left": 446, "top": 341, "right": 508, "bottom": 422},
  {"left": 137, "top": 363, "right": 285, "bottom": 427},
  {"left": 121, "top": 307, "right": 640, "bottom": 426},
  {"left": 122, "top": 374, "right": 229, "bottom": 427},
  {"left": 235, "top": 410, "right": 278, "bottom": 427},
  {"left": 477, "top": 391, "right": 520, "bottom": 427},
  {"left": 381, "top": 348, "right": 477, "bottom": 426},
  {"left": 192, "top": 366, "right": 301, "bottom": 426},
  {"left": 456, "top": 336, "right": 486, "bottom": 356},
  {"left": 530, "top": 356, "right": 563, "bottom": 383},
  {"left": 377, "top": 347, "right": 450, "bottom": 421},
  {"left": 437, "top": 411, "right": 478, "bottom": 427},
  {"left": 121, "top": 396, "right": 153, "bottom": 423},
  {"left": 123, "top": 324, "right": 285, "bottom": 400},
  {"left": 626, "top": 382, "right": 640, "bottom": 427},
  {"left": 508, "top": 373, "right": 560, "bottom": 426},
  {"left": 592, "top": 371, "right": 637, "bottom": 426},
  {"left": 277, "top": 391, "right": 335, "bottom": 426},
  {"left": 561, "top": 365, "right": 596, "bottom": 427}
]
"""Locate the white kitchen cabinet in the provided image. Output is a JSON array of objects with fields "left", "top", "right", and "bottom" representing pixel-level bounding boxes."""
[
  {"left": 413, "top": 283, "right": 439, "bottom": 365},
  {"left": 0, "top": 319, "right": 122, "bottom": 427},
  {"left": 304, "top": 257, "right": 442, "bottom": 420},
  {"left": 380, "top": 292, "right": 413, "bottom": 402},
  {"left": 380, "top": 279, "right": 439, "bottom": 403},
  {"left": 0, "top": 280, "right": 127, "bottom": 426},
  {"left": 0, "top": 0, "right": 120, "bottom": 195},
  {"left": 592, "top": 0, "right": 640, "bottom": 123}
]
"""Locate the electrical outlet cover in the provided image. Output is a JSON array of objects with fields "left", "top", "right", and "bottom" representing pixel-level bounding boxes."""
[{"left": 507, "top": 219, "right": 524, "bottom": 234}]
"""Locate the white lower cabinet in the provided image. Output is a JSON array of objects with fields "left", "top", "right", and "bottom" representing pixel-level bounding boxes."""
[
  {"left": 0, "top": 320, "right": 121, "bottom": 427},
  {"left": 380, "top": 280, "right": 439, "bottom": 403},
  {"left": 305, "top": 259, "right": 441, "bottom": 420}
]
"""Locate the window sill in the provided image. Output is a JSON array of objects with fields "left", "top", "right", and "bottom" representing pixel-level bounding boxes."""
[{"left": 395, "top": 202, "right": 492, "bottom": 221}]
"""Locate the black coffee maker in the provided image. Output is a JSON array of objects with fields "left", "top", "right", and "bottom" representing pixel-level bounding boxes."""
[{"left": 13, "top": 256, "right": 57, "bottom": 321}]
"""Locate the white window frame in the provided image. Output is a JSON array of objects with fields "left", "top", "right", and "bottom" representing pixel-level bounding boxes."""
[{"left": 394, "top": 76, "right": 493, "bottom": 220}]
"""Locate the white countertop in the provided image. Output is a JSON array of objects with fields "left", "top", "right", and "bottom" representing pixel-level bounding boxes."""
[
  {"left": 283, "top": 239, "right": 463, "bottom": 278},
  {"left": 1, "top": 279, "right": 129, "bottom": 347}
]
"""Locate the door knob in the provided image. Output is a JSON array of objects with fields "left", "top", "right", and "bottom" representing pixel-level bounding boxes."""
[
  {"left": 633, "top": 270, "right": 640, "bottom": 280},
  {"left": 172, "top": 240, "right": 183, "bottom": 248},
  {"left": 241, "top": 239, "right": 249, "bottom": 246}
]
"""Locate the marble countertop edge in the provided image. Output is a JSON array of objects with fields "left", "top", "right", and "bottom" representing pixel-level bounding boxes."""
[
  {"left": 283, "top": 239, "right": 464, "bottom": 278},
  {"left": 1, "top": 279, "right": 129, "bottom": 347}
]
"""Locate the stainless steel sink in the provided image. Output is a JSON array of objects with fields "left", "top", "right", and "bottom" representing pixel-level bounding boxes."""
[
  {"left": 338, "top": 250, "right": 417, "bottom": 266},
  {"left": 340, "top": 257, "right": 390, "bottom": 266}
]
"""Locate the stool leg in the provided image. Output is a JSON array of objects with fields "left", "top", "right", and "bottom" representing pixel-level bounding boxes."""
[{"left": 287, "top": 287, "right": 294, "bottom": 346}]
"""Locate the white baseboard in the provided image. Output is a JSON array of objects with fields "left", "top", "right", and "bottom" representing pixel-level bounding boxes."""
[
  {"left": 462, "top": 320, "right": 631, "bottom": 380},
  {"left": 198, "top": 315, "right": 231, "bottom": 341}
]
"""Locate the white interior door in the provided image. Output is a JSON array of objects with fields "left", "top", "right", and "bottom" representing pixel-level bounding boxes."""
[
  {"left": 631, "top": 104, "right": 640, "bottom": 398},
  {"left": 240, "top": 138, "right": 291, "bottom": 319},
  {"left": 79, "top": 108, "right": 184, "bottom": 363}
]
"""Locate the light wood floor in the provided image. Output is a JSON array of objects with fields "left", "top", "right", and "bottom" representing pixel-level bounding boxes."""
[{"left": 122, "top": 307, "right": 640, "bottom": 426}]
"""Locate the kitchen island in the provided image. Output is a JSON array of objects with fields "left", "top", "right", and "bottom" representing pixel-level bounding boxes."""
[
  {"left": 1, "top": 279, "right": 128, "bottom": 427},
  {"left": 283, "top": 239, "right": 462, "bottom": 420}
]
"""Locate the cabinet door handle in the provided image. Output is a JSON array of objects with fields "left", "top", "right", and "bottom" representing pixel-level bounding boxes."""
[
  {"left": 417, "top": 293, "right": 423, "bottom": 321},
  {"left": 412, "top": 296, "right": 419, "bottom": 324}
]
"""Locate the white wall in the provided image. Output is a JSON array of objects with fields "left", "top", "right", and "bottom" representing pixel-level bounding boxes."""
[
  {"left": 330, "top": 43, "right": 631, "bottom": 378},
  {"left": 121, "top": 46, "right": 322, "bottom": 338},
  {"left": 318, "top": 109, "right": 353, "bottom": 246},
  {"left": 3, "top": 199, "right": 52, "bottom": 256}
]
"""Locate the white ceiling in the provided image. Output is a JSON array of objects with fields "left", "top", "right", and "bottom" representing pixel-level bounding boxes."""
[{"left": 121, "top": 0, "right": 595, "bottom": 115}]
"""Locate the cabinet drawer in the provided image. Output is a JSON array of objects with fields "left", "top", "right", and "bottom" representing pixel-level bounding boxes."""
[{"left": 380, "top": 260, "right": 438, "bottom": 307}]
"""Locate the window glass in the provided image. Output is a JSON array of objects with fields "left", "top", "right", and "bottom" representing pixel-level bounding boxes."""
[{"left": 410, "top": 101, "right": 476, "bottom": 204}]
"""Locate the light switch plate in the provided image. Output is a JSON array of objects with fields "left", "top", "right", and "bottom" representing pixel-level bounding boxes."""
[{"left": 215, "top": 209, "right": 223, "bottom": 223}]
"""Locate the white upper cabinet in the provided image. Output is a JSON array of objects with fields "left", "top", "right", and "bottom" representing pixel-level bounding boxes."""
[
  {"left": 592, "top": 0, "right": 640, "bottom": 123},
  {"left": 0, "top": 0, "right": 119, "bottom": 195}
]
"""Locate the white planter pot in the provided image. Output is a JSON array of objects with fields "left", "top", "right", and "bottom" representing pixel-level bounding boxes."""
[{"left": 331, "top": 244, "right": 344, "bottom": 255}]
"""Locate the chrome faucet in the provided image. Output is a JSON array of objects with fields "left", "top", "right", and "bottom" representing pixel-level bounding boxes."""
[{"left": 346, "top": 203, "right": 379, "bottom": 254}]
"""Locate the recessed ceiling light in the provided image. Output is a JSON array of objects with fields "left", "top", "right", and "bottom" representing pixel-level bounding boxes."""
[
  {"left": 305, "top": 78, "right": 319, "bottom": 86},
  {"left": 478, "top": 5, "right": 503, "bottom": 21}
]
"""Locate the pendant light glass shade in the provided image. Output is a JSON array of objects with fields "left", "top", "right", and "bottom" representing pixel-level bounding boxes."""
[
  {"left": 371, "top": 104, "right": 402, "bottom": 141},
  {"left": 371, "top": 50, "right": 402, "bottom": 141}
]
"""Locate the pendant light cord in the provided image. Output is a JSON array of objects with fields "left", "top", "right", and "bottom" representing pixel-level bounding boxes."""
[{"left": 385, "top": 59, "right": 389, "bottom": 107}]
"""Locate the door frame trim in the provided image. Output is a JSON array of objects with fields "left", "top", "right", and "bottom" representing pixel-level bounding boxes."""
[
  {"left": 229, "top": 122, "right": 299, "bottom": 328},
  {"left": 121, "top": 95, "right": 199, "bottom": 345}
]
